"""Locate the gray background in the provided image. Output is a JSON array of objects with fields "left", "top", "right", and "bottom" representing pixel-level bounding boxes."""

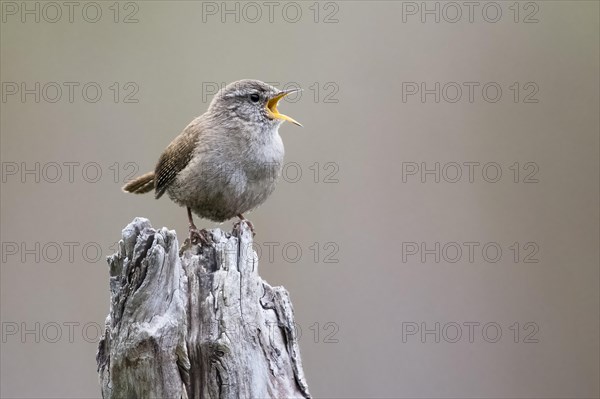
[{"left": 1, "top": 1, "right": 599, "bottom": 398}]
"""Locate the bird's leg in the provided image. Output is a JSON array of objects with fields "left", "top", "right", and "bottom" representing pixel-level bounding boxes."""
[
  {"left": 187, "top": 207, "right": 197, "bottom": 230},
  {"left": 187, "top": 207, "right": 210, "bottom": 245},
  {"left": 234, "top": 213, "right": 255, "bottom": 236}
]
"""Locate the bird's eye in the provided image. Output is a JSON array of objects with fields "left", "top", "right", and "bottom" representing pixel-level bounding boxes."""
[{"left": 250, "top": 93, "right": 260, "bottom": 103}]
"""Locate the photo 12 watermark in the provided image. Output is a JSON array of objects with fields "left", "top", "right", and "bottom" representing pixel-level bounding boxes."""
[
  {"left": 1, "top": 321, "right": 104, "bottom": 344},
  {"left": 401, "top": 321, "right": 540, "bottom": 343},
  {"left": 401, "top": 162, "right": 539, "bottom": 184},
  {"left": 1, "top": 1, "right": 140, "bottom": 23},
  {"left": 1, "top": 161, "right": 140, "bottom": 184},
  {"left": 1, "top": 82, "right": 140, "bottom": 103},
  {"left": 199, "top": 1, "right": 340, "bottom": 24},
  {"left": 401, "top": 81, "right": 540, "bottom": 104},
  {"left": 0, "top": 239, "right": 340, "bottom": 266},
  {"left": 0, "top": 161, "right": 340, "bottom": 185},
  {"left": 244, "top": 240, "right": 340, "bottom": 264},
  {"left": 1, "top": 320, "right": 340, "bottom": 344},
  {"left": 400, "top": 1, "right": 540, "bottom": 24},
  {"left": 199, "top": 320, "right": 340, "bottom": 344},
  {"left": 201, "top": 81, "right": 340, "bottom": 104},
  {"left": 401, "top": 241, "right": 540, "bottom": 264}
]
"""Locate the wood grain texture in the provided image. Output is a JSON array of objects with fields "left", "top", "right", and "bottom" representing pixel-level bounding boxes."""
[{"left": 97, "top": 217, "right": 311, "bottom": 399}]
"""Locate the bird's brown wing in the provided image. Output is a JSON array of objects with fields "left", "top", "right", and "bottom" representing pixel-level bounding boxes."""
[{"left": 154, "top": 124, "right": 200, "bottom": 199}]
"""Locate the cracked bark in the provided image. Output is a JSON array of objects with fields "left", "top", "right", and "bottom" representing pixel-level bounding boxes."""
[{"left": 96, "top": 217, "right": 311, "bottom": 399}]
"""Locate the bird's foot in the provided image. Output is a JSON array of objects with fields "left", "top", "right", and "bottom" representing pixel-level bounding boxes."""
[
  {"left": 233, "top": 219, "right": 255, "bottom": 237},
  {"left": 189, "top": 227, "right": 211, "bottom": 246}
]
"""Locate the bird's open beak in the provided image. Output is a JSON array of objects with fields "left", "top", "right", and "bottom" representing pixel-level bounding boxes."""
[{"left": 266, "top": 89, "right": 302, "bottom": 127}]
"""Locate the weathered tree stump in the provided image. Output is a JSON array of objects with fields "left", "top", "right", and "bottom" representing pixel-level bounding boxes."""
[{"left": 97, "top": 217, "right": 311, "bottom": 399}]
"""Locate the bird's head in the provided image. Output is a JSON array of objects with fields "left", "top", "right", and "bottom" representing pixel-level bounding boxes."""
[{"left": 208, "top": 79, "right": 302, "bottom": 130}]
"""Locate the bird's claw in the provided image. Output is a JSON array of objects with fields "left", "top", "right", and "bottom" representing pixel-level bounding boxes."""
[
  {"left": 189, "top": 227, "right": 211, "bottom": 246},
  {"left": 233, "top": 219, "right": 255, "bottom": 237}
]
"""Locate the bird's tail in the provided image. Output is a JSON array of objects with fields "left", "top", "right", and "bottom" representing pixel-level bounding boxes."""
[{"left": 122, "top": 171, "right": 155, "bottom": 194}]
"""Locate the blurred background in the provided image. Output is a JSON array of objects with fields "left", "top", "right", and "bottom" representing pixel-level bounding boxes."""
[{"left": 1, "top": 1, "right": 598, "bottom": 398}]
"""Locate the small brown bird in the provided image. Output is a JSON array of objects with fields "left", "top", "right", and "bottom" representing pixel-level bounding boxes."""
[{"left": 123, "top": 79, "right": 301, "bottom": 243}]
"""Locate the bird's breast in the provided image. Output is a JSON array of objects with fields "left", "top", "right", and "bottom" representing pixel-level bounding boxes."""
[{"left": 246, "top": 133, "right": 285, "bottom": 177}]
